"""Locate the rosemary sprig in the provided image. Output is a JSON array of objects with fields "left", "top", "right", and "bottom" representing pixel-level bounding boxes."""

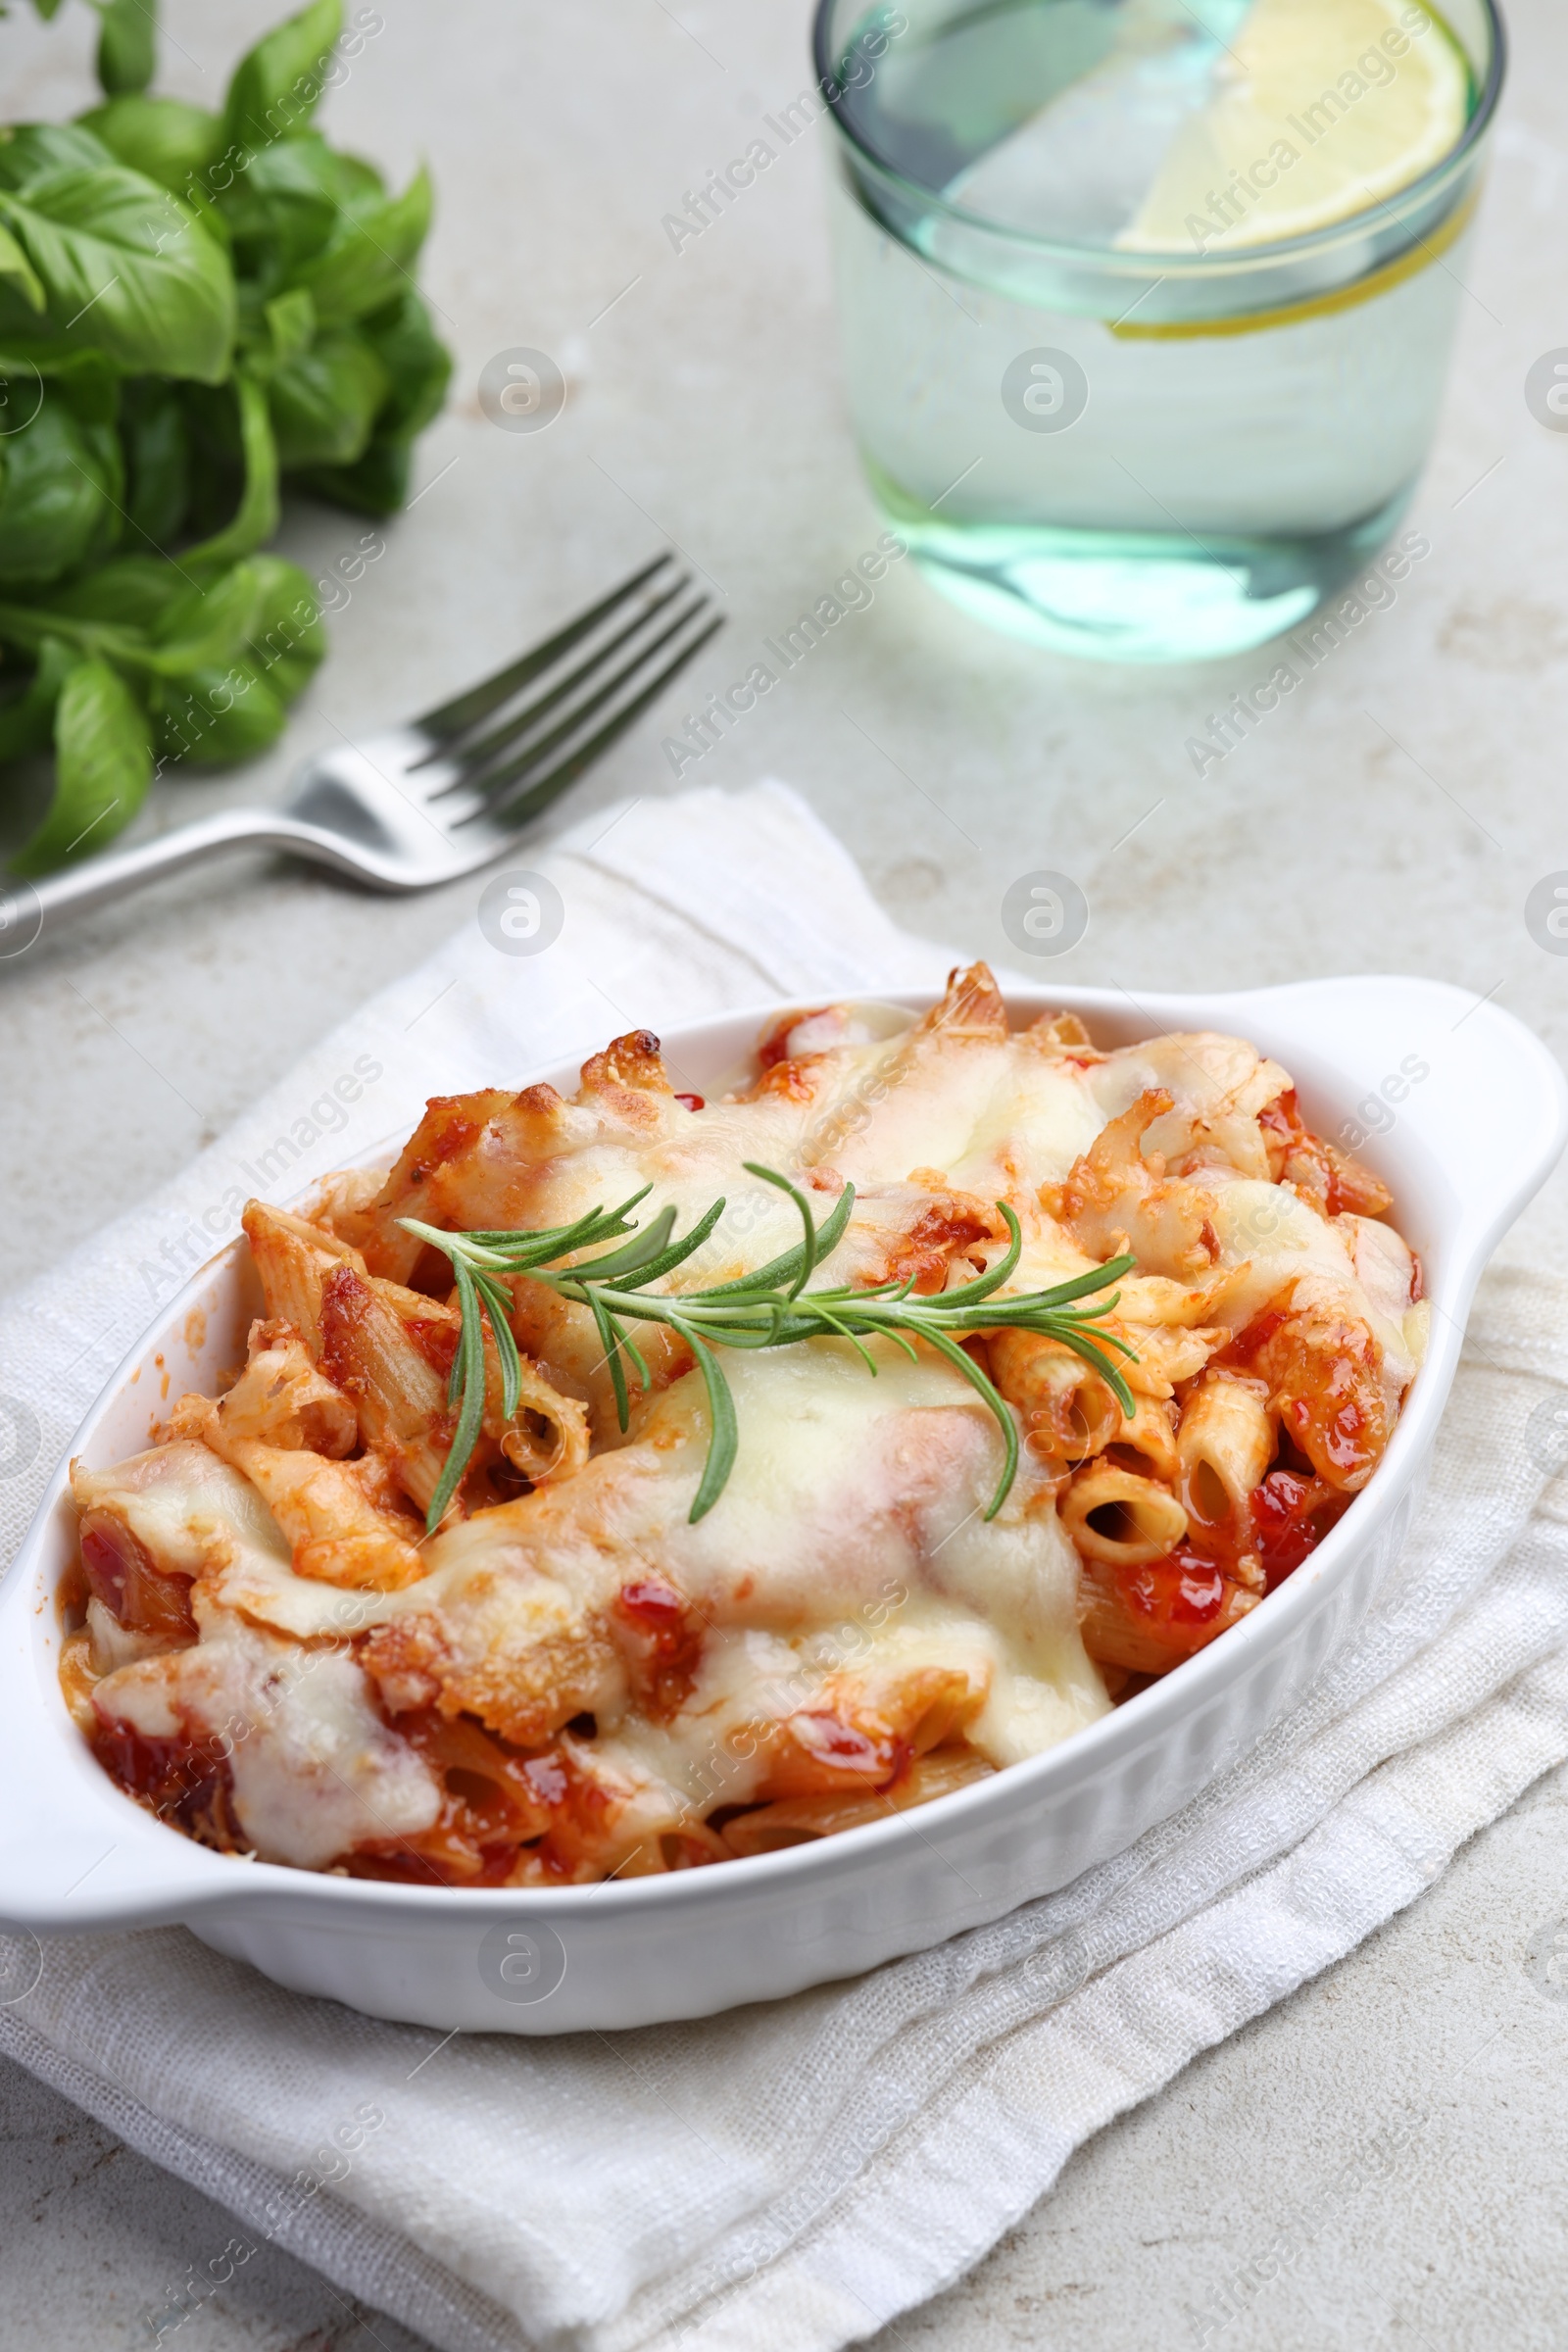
[{"left": 400, "top": 1166, "right": 1136, "bottom": 1533}]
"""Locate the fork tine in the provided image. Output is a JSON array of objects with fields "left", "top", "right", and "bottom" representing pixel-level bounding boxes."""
[
  {"left": 458, "top": 600, "right": 716, "bottom": 807},
  {"left": 462, "top": 613, "right": 725, "bottom": 834},
  {"left": 413, "top": 553, "right": 675, "bottom": 741},
  {"left": 417, "top": 573, "right": 696, "bottom": 783}
]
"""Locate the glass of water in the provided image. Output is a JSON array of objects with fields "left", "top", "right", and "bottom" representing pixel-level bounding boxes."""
[{"left": 815, "top": 0, "right": 1504, "bottom": 662}]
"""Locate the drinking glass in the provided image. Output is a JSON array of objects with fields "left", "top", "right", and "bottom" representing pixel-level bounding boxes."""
[{"left": 815, "top": 0, "right": 1505, "bottom": 662}]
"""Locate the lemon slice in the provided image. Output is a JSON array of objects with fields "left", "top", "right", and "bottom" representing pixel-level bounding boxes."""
[{"left": 1117, "top": 0, "right": 1471, "bottom": 252}]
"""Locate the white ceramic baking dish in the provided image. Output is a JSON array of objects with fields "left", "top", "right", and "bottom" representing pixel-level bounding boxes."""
[{"left": 1, "top": 975, "right": 1562, "bottom": 2034}]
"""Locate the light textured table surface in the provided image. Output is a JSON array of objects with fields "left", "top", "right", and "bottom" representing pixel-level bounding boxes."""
[{"left": 4, "top": 2, "right": 1568, "bottom": 2345}]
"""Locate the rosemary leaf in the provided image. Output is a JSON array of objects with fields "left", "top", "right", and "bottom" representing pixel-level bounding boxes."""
[
  {"left": 569, "top": 1202, "right": 680, "bottom": 1285},
  {"left": 589, "top": 1194, "right": 727, "bottom": 1289},
  {"left": 399, "top": 1166, "right": 1138, "bottom": 1533},
  {"left": 744, "top": 1162, "right": 823, "bottom": 1299},
  {"left": 476, "top": 1270, "right": 522, "bottom": 1424},
  {"left": 427, "top": 1260, "right": 487, "bottom": 1531},
  {"left": 700, "top": 1180, "right": 857, "bottom": 1298},
  {"left": 1039, "top": 1321, "right": 1137, "bottom": 1421},
  {"left": 912, "top": 1323, "right": 1020, "bottom": 1521},
  {"left": 588, "top": 1290, "right": 632, "bottom": 1435},
  {"left": 683, "top": 1329, "right": 739, "bottom": 1523}
]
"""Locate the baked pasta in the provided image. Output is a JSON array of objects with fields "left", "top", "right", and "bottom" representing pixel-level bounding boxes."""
[{"left": 62, "top": 966, "right": 1427, "bottom": 1884}]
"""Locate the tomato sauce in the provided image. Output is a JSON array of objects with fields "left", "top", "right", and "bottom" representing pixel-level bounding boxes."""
[
  {"left": 614, "top": 1578, "right": 704, "bottom": 1715},
  {"left": 1122, "top": 1544, "right": 1228, "bottom": 1635},
  {"left": 757, "top": 1008, "right": 830, "bottom": 1068},
  {"left": 92, "top": 1718, "right": 241, "bottom": 1850},
  {"left": 788, "top": 1709, "right": 909, "bottom": 1791},
  {"left": 1249, "top": 1469, "right": 1350, "bottom": 1592}
]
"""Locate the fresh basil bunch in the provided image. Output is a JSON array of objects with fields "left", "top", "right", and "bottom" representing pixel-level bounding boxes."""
[{"left": 0, "top": 0, "right": 450, "bottom": 876}]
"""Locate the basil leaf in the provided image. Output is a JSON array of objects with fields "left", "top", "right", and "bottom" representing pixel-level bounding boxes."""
[
  {"left": 121, "top": 376, "right": 190, "bottom": 544},
  {"left": 0, "top": 126, "right": 118, "bottom": 190},
  {"left": 96, "top": 0, "right": 159, "bottom": 99},
  {"left": 222, "top": 131, "right": 378, "bottom": 275},
  {"left": 152, "top": 655, "right": 286, "bottom": 765},
  {"left": 0, "top": 223, "right": 43, "bottom": 312},
  {"left": 0, "top": 598, "right": 135, "bottom": 665},
  {"left": 222, "top": 0, "right": 343, "bottom": 158},
  {"left": 0, "top": 395, "right": 122, "bottom": 583},
  {"left": 0, "top": 166, "right": 235, "bottom": 382},
  {"left": 180, "top": 379, "right": 239, "bottom": 535},
  {"left": 287, "top": 164, "right": 431, "bottom": 325},
  {"left": 39, "top": 551, "right": 181, "bottom": 631},
  {"left": 262, "top": 284, "right": 314, "bottom": 367},
  {"left": 0, "top": 285, "right": 46, "bottom": 348},
  {"left": 77, "top": 96, "right": 223, "bottom": 194},
  {"left": 300, "top": 291, "right": 449, "bottom": 513},
  {"left": 300, "top": 432, "right": 409, "bottom": 515},
  {"left": 24, "top": 342, "right": 121, "bottom": 424},
  {"left": 148, "top": 555, "right": 266, "bottom": 673},
  {"left": 10, "top": 654, "right": 151, "bottom": 874},
  {"left": 181, "top": 370, "right": 277, "bottom": 567},
  {"left": 357, "top": 286, "right": 450, "bottom": 439},
  {"left": 146, "top": 554, "right": 322, "bottom": 711},
  {"left": 269, "top": 326, "right": 387, "bottom": 466},
  {"left": 0, "top": 631, "right": 74, "bottom": 761},
  {"left": 243, "top": 551, "right": 324, "bottom": 703}
]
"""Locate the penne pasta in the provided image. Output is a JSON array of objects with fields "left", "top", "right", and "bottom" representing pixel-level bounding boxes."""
[
  {"left": 1077, "top": 1556, "right": 1259, "bottom": 1675},
  {"left": 1060, "top": 1462, "right": 1188, "bottom": 1566},
  {"left": 192, "top": 1402, "right": 428, "bottom": 1592},
  {"left": 721, "top": 1748, "right": 995, "bottom": 1856},
  {"left": 318, "top": 1264, "right": 455, "bottom": 1518},
  {"left": 752, "top": 1664, "right": 991, "bottom": 1801},
  {"left": 1177, "top": 1370, "right": 1274, "bottom": 1531},
  {"left": 243, "top": 1201, "right": 368, "bottom": 1356},
  {"left": 1111, "top": 1394, "right": 1181, "bottom": 1484},
  {"left": 1233, "top": 1283, "right": 1390, "bottom": 1492},
  {"left": 612, "top": 1822, "right": 735, "bottom": 1876},
  {"left": 989, "top": 1327, "right": 1124, "bottom": 1460},
  {"left": 1117, "top": 1319, "right": 1230, "bottom": 1399}
]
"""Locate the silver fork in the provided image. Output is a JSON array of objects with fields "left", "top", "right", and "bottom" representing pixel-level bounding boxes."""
[{"left": 11, "top": 555, "right": 721, "bottom": 930}]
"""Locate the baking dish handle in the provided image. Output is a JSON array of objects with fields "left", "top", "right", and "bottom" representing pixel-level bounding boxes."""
[{"left": 1221, "top": 974, "right": 1568, "bottom": 1260}]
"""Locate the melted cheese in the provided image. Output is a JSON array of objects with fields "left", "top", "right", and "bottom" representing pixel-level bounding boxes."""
[
  {"left": 97, "top": 1598, "right": 441, "bottom": 1867},
  {"left": 367, "top": 1342, "right": 1108, "bottom": 1750},
  {"left": 74, "top": 1441, "right": 387, "bottom": 1642}
]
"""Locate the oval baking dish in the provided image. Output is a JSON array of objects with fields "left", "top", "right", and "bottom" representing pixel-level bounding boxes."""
[{"left": 1, "top": 972, "right": 1562, "bottom": 2034}]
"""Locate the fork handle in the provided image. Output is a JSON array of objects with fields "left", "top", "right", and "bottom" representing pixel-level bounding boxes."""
[{"left": 13, "top": 806, "right": 354, "bottom": 930}]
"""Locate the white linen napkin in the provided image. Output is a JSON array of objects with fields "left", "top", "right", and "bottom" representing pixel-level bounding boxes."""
[{"left": 3, "top": 779, "right": 1567, "bottom": 2352}]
